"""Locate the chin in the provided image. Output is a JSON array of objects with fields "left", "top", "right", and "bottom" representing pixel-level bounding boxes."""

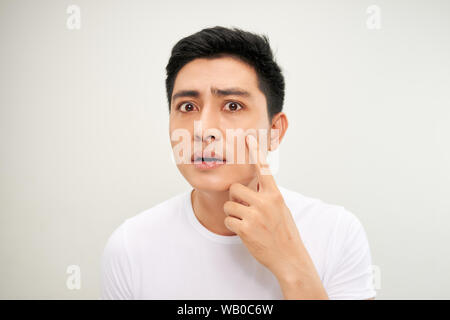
[
  {"left": 186, "top": 174, "right": 231, "bottom": 192},
  {"left": 177, "top": 165, "right": 248, "bottom": 192}
]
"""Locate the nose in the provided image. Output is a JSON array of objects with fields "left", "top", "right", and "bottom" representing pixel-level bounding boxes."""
[
  {"left": 194, "top": 104, "right": 222, "bottom": 143},
  {"left": 203, "top": 134, "right": 216, "bottom": 142}
]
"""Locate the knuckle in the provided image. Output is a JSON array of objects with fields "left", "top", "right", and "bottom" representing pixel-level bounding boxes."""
[
  {"left": 240, "top": 221, "right": 251, "bottom": 236},
  {"left": 231, "top": 182, "right": 243, "bottom": 193},
  {"left": 270, "top": 190, "right": 283, "bottom": 202},
  {"left": 223, "top": 200, "right": 234, "bottom": 213},
  {"left": 229, "top": 183, "right": 238, "bottom": 194},
  {"left": 224, "top": 216, "right": 232, "bottom": 228},
  {"left": 248, "top": 208, "right": 258, "bottom": 220},
  {"left": 253, "top": 196, "right": 264, "bottom": 208}
]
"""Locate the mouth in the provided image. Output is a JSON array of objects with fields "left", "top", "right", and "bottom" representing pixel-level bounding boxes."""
[
  {"left": 192, "top": 151, "right": 225, "bottom": 162},
  {"left": 191, "top": 151, "right": 226, "bottom": 169},
  {"left": 194, "top": 157, "right": 225, "bottom": 162}
]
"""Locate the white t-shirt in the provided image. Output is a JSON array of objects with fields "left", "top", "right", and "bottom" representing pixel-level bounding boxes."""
[{"left": 100, "top": 186, "right": 376, "bottom": 300}]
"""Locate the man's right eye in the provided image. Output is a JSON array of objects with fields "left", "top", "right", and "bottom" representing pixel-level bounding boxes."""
[{"left": 178, "top": 102, "right": 197, "bottom": 112}]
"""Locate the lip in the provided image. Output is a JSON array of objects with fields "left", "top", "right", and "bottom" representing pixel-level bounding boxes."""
[
  {"left": 191, "top": 151, "right": 226, "bottom": 170},
  {"left": 193, "top": 160, "right": 225, "bottom": 170}
]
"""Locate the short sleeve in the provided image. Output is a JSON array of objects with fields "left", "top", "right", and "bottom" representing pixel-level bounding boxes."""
[
  {"left": 100, "top": 220, "right": 134, "bottom": 299},
  {"left": 324, "top": 210, "right": 377, "bottom": 300}
]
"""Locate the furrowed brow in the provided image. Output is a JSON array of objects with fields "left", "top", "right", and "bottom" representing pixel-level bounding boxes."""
[
  {"left": 171, "top": 90, "right": 200, "bottom": 103},
  {"left": 171, "top": 87, "right": 251, "bottom": 103},
  {"left": 211, "top": 87, "right": 251, "bottom": 98}
]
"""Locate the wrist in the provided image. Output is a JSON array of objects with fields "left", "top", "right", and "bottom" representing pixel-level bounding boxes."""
[
  {"left": 275, "top": 261, "right": 329, "bottom": 300},
  {"left": 278, "top": 274, "right": 329, "bottom": 300}
]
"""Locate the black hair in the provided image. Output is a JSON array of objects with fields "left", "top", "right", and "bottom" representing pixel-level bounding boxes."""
[{"left": 165, "top": 26, "right": 285, "bottom": 122}]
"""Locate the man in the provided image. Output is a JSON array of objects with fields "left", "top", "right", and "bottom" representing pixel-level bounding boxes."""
[{"left": 100, "top": 26, "right": 376, "bottom": 300}]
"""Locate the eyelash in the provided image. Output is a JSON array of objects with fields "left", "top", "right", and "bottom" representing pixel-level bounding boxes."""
[{"left": 177, "top": 101, "right": 244, "bottom": 113}]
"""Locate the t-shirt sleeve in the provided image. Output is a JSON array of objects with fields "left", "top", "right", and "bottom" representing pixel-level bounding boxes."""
[
  {"left": 324, "top": 209, "right": 377, "bottom": 300},
  {"left": 100, "top": 220, "right": 134, "bottom": 300}
]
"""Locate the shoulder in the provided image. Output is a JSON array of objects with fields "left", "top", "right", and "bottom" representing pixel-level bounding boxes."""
[
  {"left": 124, "top": 190, "right": 190, "bottom": 234},
  {"left": 100, "top": 219, "right": 133, "bottom": 299},
  {"left": 103, "top": 190, "right": 189, "bottom": 255},
  {"left": 277, "top": 186, "right": 375, "bottom": 299},
  {"left": 101, "top": 190, "right": 191, "bottom": 298},
  {"left": 103, "top": 190, "right": 193, "bottom": 257},
  {"left": 278, "top": 185, "right": 360, "bottom": 228},
  {"left": 278, "top": 185, "right": 368, "bottom": 255},
  {"left": 102, "top": 220, "right": 128, "bottom": 261}
]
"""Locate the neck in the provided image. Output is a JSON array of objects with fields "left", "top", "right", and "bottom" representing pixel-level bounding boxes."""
[{"left": 191, "top": 188, "right": 236, "bottom": 236}]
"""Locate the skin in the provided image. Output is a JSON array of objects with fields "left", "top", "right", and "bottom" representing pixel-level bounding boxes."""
[{"left": 168, "top": 56, "right": 374, "bottom": 300}]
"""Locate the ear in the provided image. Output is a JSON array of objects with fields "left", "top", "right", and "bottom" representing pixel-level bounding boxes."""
[{"left": 269, "top": 112, "right": 288, "bottom": 151}]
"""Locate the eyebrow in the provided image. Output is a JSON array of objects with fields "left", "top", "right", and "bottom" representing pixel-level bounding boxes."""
[{"left": 171, "top": 87, "right": 251, "bottom": 103}]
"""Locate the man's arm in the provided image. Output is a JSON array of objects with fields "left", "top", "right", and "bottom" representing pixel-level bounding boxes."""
[
  {"left": 275, "top": 209, "right": 377, "bottom": 300},
  {"left": 100, "top": 221, "right": 133, "bottom": 300},
  {"left": 323, "top": 210, "right": 377, "bottom": 300}
]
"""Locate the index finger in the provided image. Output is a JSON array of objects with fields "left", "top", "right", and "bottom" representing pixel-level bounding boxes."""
[{"left": 245, "top": 134, "right": 276, "bottom": 191}]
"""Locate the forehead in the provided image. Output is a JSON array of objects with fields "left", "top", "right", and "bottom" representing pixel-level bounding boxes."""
[{"left": 172, "top": 56, "right": 260, "bottom": 95}]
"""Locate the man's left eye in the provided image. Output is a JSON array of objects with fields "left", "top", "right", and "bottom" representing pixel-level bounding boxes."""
[{"left": 224, "top": 102, "right": 243, "bottom": 112}]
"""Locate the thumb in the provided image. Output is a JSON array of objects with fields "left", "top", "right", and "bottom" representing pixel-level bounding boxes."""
[{"left": 246, "top": 175, "right": 260, "bottom": 193}]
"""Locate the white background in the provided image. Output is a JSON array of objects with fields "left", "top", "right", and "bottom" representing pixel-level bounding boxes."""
[{"left": 0, "top": 0, "right": 449, "bottom": 299}]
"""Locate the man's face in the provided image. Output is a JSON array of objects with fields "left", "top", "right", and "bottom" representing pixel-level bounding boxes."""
[{"left": 169, "top": 56, "right": 272, "bottom": 192}]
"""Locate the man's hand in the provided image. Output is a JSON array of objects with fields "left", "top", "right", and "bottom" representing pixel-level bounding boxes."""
[{"left": 223, "top": 134, "right": 329, "bottom": 299}]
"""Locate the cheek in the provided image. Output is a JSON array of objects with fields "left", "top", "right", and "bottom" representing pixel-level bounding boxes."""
[
  {"left": 222, "top": 107, "right": 268, "bottom": 127},
  {"left": 169, "top": 124, "right": 193, "bottom": 149},
  {"left": 223, "top": 130, "right": 269, "bottom": 165},
  {"left": 221, "top": 164, "right": 257, "bottom": 189},
  {"left": 169, "top": 117, "right": 188, "bottom": 134},
  {"left": 222, "top": 161, "right": 256, "bottom": 181}
]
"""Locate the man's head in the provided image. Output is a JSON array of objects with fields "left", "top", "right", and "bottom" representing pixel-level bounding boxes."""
[
  {"left": 166, "top": 26, "right": 288, "bottom": 192},
  {"left": 166, "top": 26, "right": 285, "bottom": 122}
]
